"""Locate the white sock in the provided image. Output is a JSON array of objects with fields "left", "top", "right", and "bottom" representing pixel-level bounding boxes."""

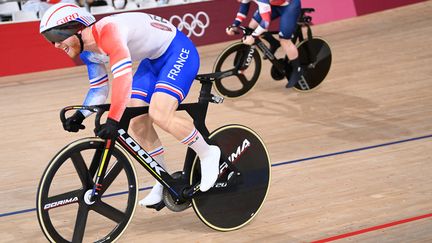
[
  {"left": 181, "top": 128, "right": 220, "bottom": 192},
  {"left": 139, "top": 146, "right": 166, "bottom": 206}
]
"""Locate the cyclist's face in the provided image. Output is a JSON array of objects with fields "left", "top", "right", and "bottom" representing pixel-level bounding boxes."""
[{"left": 53, "top": 35, "right": 80, "bottom": 58}]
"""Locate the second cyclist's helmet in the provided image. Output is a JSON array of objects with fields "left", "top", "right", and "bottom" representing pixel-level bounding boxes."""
[{"left": 40, "top": 3, "right": 96, "bottom": 43}]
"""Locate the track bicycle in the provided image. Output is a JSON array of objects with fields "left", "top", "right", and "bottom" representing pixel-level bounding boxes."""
[
  {"left": 36, "top": 72, "right": 271, "bottom": 242},
  {"left": 213, "top": 8, "right": 332, "bottom": 98}
]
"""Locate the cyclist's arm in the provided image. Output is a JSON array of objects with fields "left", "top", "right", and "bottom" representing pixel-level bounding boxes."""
[
  {"left": 233, "top": 0, "right": 252, "bottom": 27},
  {"left": 93, "top": 22, "right": 132, "bottom": 122},
  {"left": 79, "top": 51, "right": 109, "bottom": 117},
  {"left": 253, "top": 0, "right": 272, "bottom": 36}
]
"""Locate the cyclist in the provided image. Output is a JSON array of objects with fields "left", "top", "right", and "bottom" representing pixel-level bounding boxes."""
[
  {"left": 226, "top": 0, "right": 302, "bottom": 88},
  {"left": 39, "top": 3, "right": 221, "bottom": 207}
]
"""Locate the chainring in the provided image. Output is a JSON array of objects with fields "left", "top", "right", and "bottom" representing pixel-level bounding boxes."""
[
  {"left": 270, "top": 59, "right": 287, "bottom": 81},
  {"left": 162, "top": 171, "right": 191, "bottom": 212}
]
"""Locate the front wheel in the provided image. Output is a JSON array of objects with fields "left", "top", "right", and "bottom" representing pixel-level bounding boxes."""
[
  {"left": 36, "top": 137, "right": 138, "bottom": 243},
  {"left": 294, "top": 37, "right": 332, "bottom": 91},
  {"left": 191, "top": 125, "right": 271, "bottom": 231},
  {"left": 213, "top": 42, "right": 262, "bottom": 98}
]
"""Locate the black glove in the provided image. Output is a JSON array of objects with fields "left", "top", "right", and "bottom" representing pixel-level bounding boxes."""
[
  {"left": 95, "top": 118, "right": 119, "bottom": 139},
  {"left": 226, "top": 25, "right": 239, "bottom": 34},
  {"left": 63, "top": 111, "right": 85, "bottom": 132}
]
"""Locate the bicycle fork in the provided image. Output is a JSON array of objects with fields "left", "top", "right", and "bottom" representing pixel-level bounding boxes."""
[
  {"left": 236, "top": 45, "right": 256, "bottom": 70},
  {"left": 89, "top": 139, "right": 116, "bottom": 203}
]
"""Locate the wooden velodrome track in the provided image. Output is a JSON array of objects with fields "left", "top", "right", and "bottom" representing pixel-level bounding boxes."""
[{"left": 1, "top": 2, "right": 431, "bottom": 242}]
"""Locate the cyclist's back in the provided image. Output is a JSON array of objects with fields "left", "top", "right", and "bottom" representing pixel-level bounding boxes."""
[{"left": 92, "top": 12, "right": 176, "bottom": 61}]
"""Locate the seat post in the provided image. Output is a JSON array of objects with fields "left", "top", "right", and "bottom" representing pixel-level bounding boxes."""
[{"left": 198, "top": 80, "right": 213, "bottom": 104}]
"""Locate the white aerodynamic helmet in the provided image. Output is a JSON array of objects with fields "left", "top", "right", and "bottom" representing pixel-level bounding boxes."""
[{"left": 40, "top": 3, "right": 96, "bottom": 43}]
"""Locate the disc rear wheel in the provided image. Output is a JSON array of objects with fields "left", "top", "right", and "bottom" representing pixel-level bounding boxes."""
[
  {"left": 191, "top": 125, "right": 271, "bottom": 231},
  {"left": 294, "top": 37, "right": 332, "bottom": 91}
]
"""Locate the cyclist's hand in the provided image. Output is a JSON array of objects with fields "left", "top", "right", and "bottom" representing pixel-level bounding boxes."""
[
  {"left": 63, "top": 111, "right": 85, "bottom": 132},
  {"left": 95, "top": 118, "right": 119, "bottom": 140},
  {"left": 242, "top": 35, "right": 255, "bottom": 45},
  {"left": 226, "top": 25, "right": 239, "bottom": 36}
]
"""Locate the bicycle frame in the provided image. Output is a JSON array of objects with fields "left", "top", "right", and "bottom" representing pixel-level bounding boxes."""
[{"left": 60, "top": 76, "right": 234, "bottom": 205}]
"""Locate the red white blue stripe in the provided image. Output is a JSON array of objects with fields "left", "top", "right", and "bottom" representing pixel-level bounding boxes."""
[
  {"left": 235, "top": 13, "right": 247, "bottom": 23},
  {"left": 111, "top": 58, "right": 132, "bottom": 79},
  {"left": 131, "top": 89, "right": 148, "bottom": 97},
  {"left": 155, "top": 82, "right": 185, "bottom": 101},
  {"left": 89, "top": 74, "right": 108, "bottom": 88},
  {"left": 76, "top": 16, "right": 93, "bottom": 26},
  {"left": 149, "top": 146, "right": 165, "bottom": 157},
  {"left": 181, "top": 128, "right": 198, "bottom": 145}
]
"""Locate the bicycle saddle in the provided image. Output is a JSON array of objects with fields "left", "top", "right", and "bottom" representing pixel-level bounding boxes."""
[{"left": 195, "top": 72, "right": 230, "bottom": 82}]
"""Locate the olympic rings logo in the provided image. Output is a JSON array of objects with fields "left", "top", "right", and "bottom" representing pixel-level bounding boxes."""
[{"left": 170, "top": 11, "right": 210, "bottom": 37}]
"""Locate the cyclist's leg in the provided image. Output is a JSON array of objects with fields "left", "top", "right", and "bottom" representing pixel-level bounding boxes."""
[
  {"left": 277, "top": 0, "right": 303, "bottom": 87},
  {"left": 252, "top": 9, "right": 280, "bottom": 55},
  {"left": 130, "top": 60, "right": 168, "bottom": 206},
  {"left": 149, "top": 30, "right": 220, "bottom": 192},
  {"left": 129, "top": 67, "right": 162, "bottom": 151},
  {"left": 138, "top": 143, "right": 166, "bottom": 206},
  {"left": 249, "top": 10, "right": 260, "bottom": 29}
]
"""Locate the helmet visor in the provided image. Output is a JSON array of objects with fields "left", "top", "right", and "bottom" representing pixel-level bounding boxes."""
[{"left": 41, "top": 22, "right": 84, "bottom": 43}]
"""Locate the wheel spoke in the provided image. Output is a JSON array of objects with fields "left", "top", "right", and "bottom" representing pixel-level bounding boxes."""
[
  {"left": 236, "top": 74, "right": 249, "bottom": 86},
  {"left": 72, "top": 203, "right": 90, "bottom": 243},
  {"left": 99, "top": 160, "right": 123, "bottom": 195},
  {"left": 43, "top": 189, "right": 82, "bottom": 210},
  {"left": 218, "top": 68, "right": 237, "bottom": 77},
  {"left": 70, "top": 152, "right": 93, "bottom": 187},
  {"left": 92, "top": 201, "right": 126, "bottom": 223}
]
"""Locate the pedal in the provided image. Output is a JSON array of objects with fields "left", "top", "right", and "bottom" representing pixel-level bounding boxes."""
[
  {"left": 211, "top": 94, "right": 224, "bottom": 104},
  {"left": 146, "top": 201, "right": 166, "bottom": 211},
  {"left": 296, "top": 75, "right": 310, "bottom": 90},
  {"left": 226, "top": 171, "right": 243, "bottom": 187}
]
